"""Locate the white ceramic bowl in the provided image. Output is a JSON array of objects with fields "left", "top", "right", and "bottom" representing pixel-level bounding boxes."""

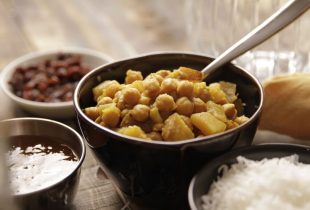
[{"left": 0, "top": 48, "right": 112, "bottom": 119}]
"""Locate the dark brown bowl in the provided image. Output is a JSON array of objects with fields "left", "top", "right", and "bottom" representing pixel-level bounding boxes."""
[
  {"left": 0, "top": 118, "right": 86, "bottom": 210},
  {"left": 188, "top": 144, "right": 310, "bottom": 210},
  {"left": 73, "top": 52, "right": 263, "bottom": 210}
]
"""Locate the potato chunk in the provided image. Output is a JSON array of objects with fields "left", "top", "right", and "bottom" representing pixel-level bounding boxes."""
[
  {"left": 208, "top": 83, "right": 228, "bottom": 104},
  {"left": 162, "top": 113, "right": 194, "bottom": 141},
  {"left": 178, "top": 67, "right": 203, "bottom": 81},
  {"left": 191, "top": 112, "right": 226, "bottom": 135},
  {"left": 226, "top": 120, "right": 239, "bottom": 130},
  {"left": 220, "top": 81, "right": 237, "bottom": 103},
  {"left": 234, "top": 115, "right": 250, "bottom": 125},
  {"left": 117, "top": 125, "right": 149, "bottom": 139},
  {"left": 222, "top": 103, "right": 237, "bottom": 119},
  {"left": 206, "top": 101, "right": 227, "bottom": 122},
  {"left": 150, "top": 107, "right": 163, "bottom": 123}
]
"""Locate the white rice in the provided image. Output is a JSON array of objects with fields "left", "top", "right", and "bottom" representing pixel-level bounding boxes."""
[
  {"left": 202, "top": 155, "right": 310, "bottom": 210},
  {"left": 7, "top": 145, "right": 78, "bottom": 194}
]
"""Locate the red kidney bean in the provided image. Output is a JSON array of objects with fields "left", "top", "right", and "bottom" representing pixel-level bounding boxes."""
[{"left": 8, "top": 53, "right": 91, "bottom": 102}]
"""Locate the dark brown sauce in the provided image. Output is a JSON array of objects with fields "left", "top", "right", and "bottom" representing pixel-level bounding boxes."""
[
  {"left": 7, "top": 135, "right": 79, "bottom": 194},
  {"left": 8, "top": 135, "right": 78, "bottom": 161}
]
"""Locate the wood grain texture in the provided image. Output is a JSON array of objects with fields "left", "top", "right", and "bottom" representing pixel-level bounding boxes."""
[{"left": 0, "top": 0, "right": 31, "bottom": 68}]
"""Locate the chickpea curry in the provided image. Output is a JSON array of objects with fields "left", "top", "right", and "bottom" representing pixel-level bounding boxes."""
[{"left": 84, "top": 67, "right": 249, "bottom": 141}]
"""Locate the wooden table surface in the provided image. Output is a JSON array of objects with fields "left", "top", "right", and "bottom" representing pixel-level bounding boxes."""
[
  {"left": 1, "top": 1, "right": 309, "bottom": 210},
  {"left": 0, "top": 0, "right": 188, "bottom": 209}
]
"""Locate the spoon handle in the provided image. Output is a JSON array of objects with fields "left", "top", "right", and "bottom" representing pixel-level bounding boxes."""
[{"left": 201, "top": 0, "right": 310, "bottom": 78}]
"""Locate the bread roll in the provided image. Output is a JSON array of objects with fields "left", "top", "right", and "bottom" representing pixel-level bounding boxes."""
[{"left": 259, "top": 73, "right": 310, "bottom": 140}]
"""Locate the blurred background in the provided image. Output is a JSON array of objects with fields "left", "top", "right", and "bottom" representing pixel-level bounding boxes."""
[
  {"left": 0, "top": 0, "right": 309, "bottom": 209},
  {"left": 185, "top": 0, "right": 310, "bottom": 81},
  {"left": 1, "top": 0, "right": 309, "bottom": 80},
  {"left": 0, "top": 0, "right": 187, "bottom": 68}
]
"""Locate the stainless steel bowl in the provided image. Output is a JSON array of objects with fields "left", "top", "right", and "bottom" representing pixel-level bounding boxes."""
[{"left": 0, "top": 117, "right": 86, "bottom": 210}]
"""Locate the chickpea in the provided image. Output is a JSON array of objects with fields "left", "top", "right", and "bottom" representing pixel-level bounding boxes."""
[
  {"left": 139, "top": 95, "right": 151, "bottom": 105},
  {"left": 93, "top": 80, "right": 116, "bottom": 100},
  {"left": 177, "top": 80, "right": 194, "bottom": 97},
  {"left": 116, "top": 99, "right": 125, "bottom": 110},
  {"left": 131, "top": 104, "right": 150, "bottom": 122},
  {"left": 147, "top": 132, "right": 163, "bottom": 141},
  {"left": 160, "top": 78, "right": 178, "bottom": 93},
  {"left": 176, "top": 97, "right": 194, "bottom": 116},
  {"left": 87, "top": 67, "right": 246, "bottom": 141},
  {"left": 143, "top": 78, "right": 160, "bottom": 99},
  {"left": 168, "top": 69, "right": 181, "bottom": 79},
  {"left": 122, "top": 87, "right": 141, "bottom": 107},
  {"left": 100, "top": 104, "right": 121, "bottom": 128},
  {"left": 146, "top": 73, "right": 164, "bottom": 84},
  {"left": 125, "top": 69, "right": 143, "bottom": 84},
  {"left": 128, "top": 80, "right": 144, "bottom": 93},
  {"left": 156, "top": 70, "right": 171, "bottom": 78},
  {"left": 192, "top": 97, "right": 206, "bottom": 113},
  {"left": 154, "top": 74, "right": 164, "bottom": 84},
  {"left": 98, "top": 96, "right": 113, "bottom": 105},
  {"left": 155, "top": 94, "right": 176, "bottom": 112},
  {"left": 105, "top": 81, "right": 122, "bottom": 98},
  {"left": 84, "top": 107, "right": 99, "bottom": 120}
]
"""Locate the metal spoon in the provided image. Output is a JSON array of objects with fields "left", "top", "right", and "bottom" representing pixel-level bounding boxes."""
[{"left": 201, "top": 0, "right": 310, "bottom": 79}]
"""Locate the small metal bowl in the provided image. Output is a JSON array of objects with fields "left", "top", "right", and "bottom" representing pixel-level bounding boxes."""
[
  {"left": 0, "top": 48, "right": 112, "bottom": 119},
  {"left": 188, "top": 144, "right": 310, "bottom": 210},
  {"left": 0, "top": 117, "right": 86, "bottom": 210},
  {"left": 74, "top": 52, "right": 263, "bottom": 209}
]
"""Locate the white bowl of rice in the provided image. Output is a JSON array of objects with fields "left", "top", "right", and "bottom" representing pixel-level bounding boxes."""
[{"left": 188, "top": 144, "right": 310, "bottom": 210}]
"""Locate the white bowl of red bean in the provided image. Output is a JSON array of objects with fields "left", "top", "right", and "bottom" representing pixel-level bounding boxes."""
[{"left": 0, "top": 48, "right": 112, "bottom": 119}]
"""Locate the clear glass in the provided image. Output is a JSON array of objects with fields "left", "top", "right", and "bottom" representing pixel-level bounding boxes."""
[{"left": 185, "top": 0, "right": 310, "bottom": 81}]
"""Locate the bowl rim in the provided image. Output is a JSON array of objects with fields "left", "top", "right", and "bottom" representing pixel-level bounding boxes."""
[
  {"left": 74, "top": 51, "right": 264, "bottom": 147},
  {"left": 1, "top": 117, "right": 86, "bottom": 196},
  {"left": 0, "top": 47, "right": 113, "bottom": 108},
  {"left": 187, "top": 143, "right": 310, "bottom": 210}
]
